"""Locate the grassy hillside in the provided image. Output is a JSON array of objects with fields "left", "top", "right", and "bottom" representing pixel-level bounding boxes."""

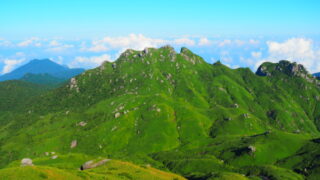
[
  {"left": 0, "top": 80, "right": 49, "bottom": 112},
  {"left": 1, "top": 46, "right": 320, "bottom": 179},
  {"left": 20, "top": 73, "right": 66, "bottom": 87},
  {"left": 0, "top": 154, "right": 185, "bottom": 180}
]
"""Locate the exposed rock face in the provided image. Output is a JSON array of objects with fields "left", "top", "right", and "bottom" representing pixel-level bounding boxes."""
[
  {"left": 257, "top": 60, "right": 308, "bottom": 77},
  {"left": 99, "top": 61, "right": 109, "bottom": 71},
  {"left": 248, "top": 145, "right": 256, "bottom": 152},
  {"left": 161, "top": 45, "right": 176, "bottom": 54},
  {"left": 80, "top": 159, "right": 111, "bottom": 170},
  {"left": 112, "top": 63, "right": 117, "bottom": 69},
  {"left": 71, "top": 140, "right": 77, "bottom": 148},
  {"left": 256, "top": 65, "right": 271, "bottom": 76},
  {"left": 115, "top": 112, "right": 121, "bottom": 118},
  {"left": 21, "top": 158, "right": 33, "bottom": 166},
  {"left": 77, "top": 121, "right": 87, "bottom": 127},
  {"left": 69, "top": 78, "right": 79, "bottom": 92},
  {"left": 256, "top": 60, "right": 318, "bottom": 84},
  {"left": 224, "top": 117, "right": 232, "bottom": 121},
  {"left": 233, "top": 145, "right": 256, "bottom": 156},
  {"left": 180, "top": 47, "right": 198, "bottom": 64}
]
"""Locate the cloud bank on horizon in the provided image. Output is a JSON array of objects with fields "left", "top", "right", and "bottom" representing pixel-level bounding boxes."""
[{"left": 1, "top": 34, "right": 320, "bottom": 74}]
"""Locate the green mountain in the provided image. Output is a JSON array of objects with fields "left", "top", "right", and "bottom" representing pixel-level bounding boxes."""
[
  {"left": 0, "top": 59, "right": 84, "bottom": 82},
  {"left": 0, "top": 80, "right": 49, "bottom": 113},
  {"left": 1, "top": 46, "right": 320, "bottom": 179},
  {"left": 20, "top": 73, "right": 66, "bottom": 87},
  {"left": 313, "top": 72, "right": 320, "bottom": 80}
]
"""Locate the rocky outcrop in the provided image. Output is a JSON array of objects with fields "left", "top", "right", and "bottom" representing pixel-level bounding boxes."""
[
  {"left": 256, "top": 65, "right": 271, "bottom": 76},
  {"left": 69, "top": 77, "right": 80, "bottom": 92},
  {"left": 70, "top": 140, "right": 77, "bottom": 148},
  {"left": 256, "top": 60, "right": 318, "bottom": 84},
  {"left": 77, "top": 121, "right": 87, "bottom": 127},
  {"left": 80, "top": 159, "right": 111, "bottom": 170},
  {"left": 21, "top": 158, "right": 33, "bottom": 166}
]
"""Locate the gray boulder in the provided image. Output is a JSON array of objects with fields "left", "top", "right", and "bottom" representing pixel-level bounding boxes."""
[
  {"left": 80, "top": 159, "right": 111, "bottom": 170},
  {"left": 21, "top": 158, "right": 33, "bottom": 166}
]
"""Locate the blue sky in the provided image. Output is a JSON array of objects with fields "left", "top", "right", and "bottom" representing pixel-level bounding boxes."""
[{"left": 0, "top": 0, "right": 320, "bottom": 73}]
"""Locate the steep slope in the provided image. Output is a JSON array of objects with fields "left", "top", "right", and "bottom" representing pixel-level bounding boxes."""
[
  {"left": 0, "top": 59, "right": 84, "bottom": 81},
  {"left": 0, "top": 80, "right": 49, "bottom": 112},
  {"left": 1, "top": 46, "right": 320, "bottom": 179}
]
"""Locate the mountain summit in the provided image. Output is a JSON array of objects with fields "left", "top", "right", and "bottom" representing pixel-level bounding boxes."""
[
  {"left": 257, "top": 60, "right": 310, "bottom": 78},
  {"left": 0, "top": 59, "right": 84, "bottom": 81}
]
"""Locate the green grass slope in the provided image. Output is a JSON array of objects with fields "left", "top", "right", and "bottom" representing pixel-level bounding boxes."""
[
  {"left": 0, "top": 80, "right": 49, "bottom": 112},
  {"left": 0, "top": 154, "right": 185, "bottom": 180},
  {"left": 1, "top": 46, "right": 320, "bottom": 179},
  {"left": 20, "top": 73, "right": 66, "bottom": 87}
]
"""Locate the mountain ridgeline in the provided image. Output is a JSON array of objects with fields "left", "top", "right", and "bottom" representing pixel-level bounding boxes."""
[
  {"left": 0, "top": 59, "right": 84, "bottom": 83},
  {"left": 1, "top": 46, "right": 320, "bottom": 179}
]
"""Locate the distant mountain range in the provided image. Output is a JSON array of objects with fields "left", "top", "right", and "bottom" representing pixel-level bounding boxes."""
[
  {"left": 0, "top": 59, "right": 84, "bottom": 84},
  {"left": 313, "top": 72, "right": 320, "bottom": 79}
]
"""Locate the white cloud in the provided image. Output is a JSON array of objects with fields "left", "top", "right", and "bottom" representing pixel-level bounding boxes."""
[
  {"left": 0, "top": 39, "right": 13, "bottom": 47},
  {"left": 249, "top": 39, "right": 260, "bottom": 45},
  {"left": 85, "top": 34, "right": 167, "bottom": 52},
  {"left": 18, "top": 40, "right": 33, "bottom": 47},
  {"left": 251, "top": 51, "right": 262, "bottom": 59},
  {"left": 56, "top": 56, "right": 64, "bottom": 65},
  {"left": 49, "top": 40, "right": 60, "bottom": 46},
  {"left": 216, "top": 39, "right": 260, "bottom": 47},
  {"left": 220, "top": 51, "right": 233, "bottom": 63},
  {"left": 198, "top": 38, "right": 211, "bottom": 46},
  {"left": 17, "top": 37, "right": 41, "bottom": 47},
  {"left": 15, "top": 52, "right": 25, "bottom": 57},
  {"left": 218, "top": 39, "right": 232, "bottom": 47},
  {"left": 234, "top": 40, "right": 245, "bottom": 46},
  {"left": 46, "top": 44, "right": 74, "bottom": 52},
  {"left": 35, "top": 42, "right": 42, "bottom": 47},
  {"left": 240, "top": 56, "right": 256, "bottom": 67},
  {"left": 173, "top": 38, "right": 195, "bottom": 46},
  {"left": 69, "top": 54, "right": 112, "bottom": 68},
  {"left": 263, "top": 38, "right": 320, "bottom": 72},
  {"left": 1, "top": 59, "right": 25, "bottom": 74},
  {"left": 87, "top": 43, "right": 108, "bottom": 52}
]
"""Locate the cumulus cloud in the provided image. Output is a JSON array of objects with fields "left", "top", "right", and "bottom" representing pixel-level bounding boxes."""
[
  {"left": 46, "top": 44, "right": 74, "bottom": 52},
  {"left": 84, "top": 34, "right": 167, "bottom": 53},
  {"left": 249, "top": 39, "right": 260, "bottom": 45},
  {"left": 84, "top": 34, "right": 202, "bottom": 53},
  {"left": 1, "top": 59, "right": 25, "bottom": 74},
  {"left": 0, "top": 39, "right": 13, "bottom": 47},
  {"left": 173, "top": 38, "right": 195, "bottom": 46},
  {"left": 14, "top": 52, "right": 25, "bottom": 57},
  {"left": 49, "top": 40, "right": 60, "bottom": 46},
  {"left": 216, "top": 39, "right": 260, "bottom": 47},
  {"left": 198, "top": 38, "right": 211, "bottom": 46},
  {"left": 251, "top": 51, "right": 262, "bottom": 59},
  {"left": 256, "top": 38, "right": 320, "bottom": 72},
  {"left": 69, "top": 54, "right": 112, "bottom": 68},
  {"left": 218, "top": 39, "right": 232, "bottom": 47},
  {"left": 220, "top": 51, "right": 233, "bottom": 63},
  {"left": 17, "top": 37, "right": 41, "bottom": 47},
  {"left": 87, "top": 43, "right": 108, "bottom": 52},
  {"left": 234, "top": 40, "right": 245, "bottom": 46}
]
